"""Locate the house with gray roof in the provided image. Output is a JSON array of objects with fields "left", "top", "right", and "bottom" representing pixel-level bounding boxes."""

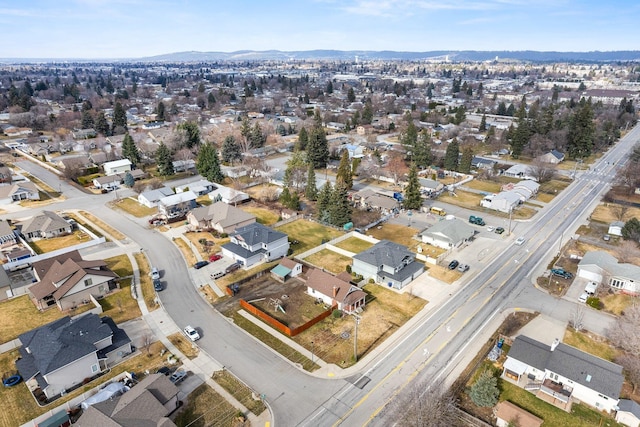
[
  {"left": 175, "top": 179, "right": 215, "bottom": 196},
  {"left": 75, "top": 373, "right": 179, "bottom": 427},
  {"left": 16, "top": 313, "right": 132, "bottom": 400},
  {"left": 480, "top": 190, "right": 521, "bottom": 213},
  {"left": 0, "top": 219, "right": 16, "bottom": 246},
  {"left": 0, "top": 181, "right": 39, "bottom": 204},
  {"left": 221, "top": 223, "right": 289, "bottom": 268},
  {"left": 351, "top": 239, "right": 424, "bottom": 289},
  {"left": 138, "top": 186, "right": 174, "bottom": 208},
  {"left": 208, "top": 184, "right": 250, "bottom": 205},
  {"left": 503, "top": 335, "right": 624, "bottom": 413},
  {"left": 578, "top": 251, "right": 640, "bottom": 295},
  {"left": 537, "top": 149, "right": 565, "bottom": 164},
  {"left": 608, "top": 221, "right": 624, "bottom": 237},
  {"left": 616, "top": 399, "right": 640, "bottom": 427},
  {"left": 417, "top": 178, "right": 445, "bottom": 198},
  {"left": 17, "top": 211, "right": 73, "bottom": 241},
  {"left": 419, "top": 217, "right": 475, "bottom": 249},
  {"left": 186, "top": 201, "right": 256, "bottom": 234},
  {"left": 157, "top": 191, "right": 197, "bottom": 219}
]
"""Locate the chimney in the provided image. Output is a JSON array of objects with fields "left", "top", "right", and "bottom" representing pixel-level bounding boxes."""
[
  {"left": 332, "top": 286, "right": 338, "bottom": 298},
  {"left": 550, "top": 338, "right": 559, "bottom": 351}
]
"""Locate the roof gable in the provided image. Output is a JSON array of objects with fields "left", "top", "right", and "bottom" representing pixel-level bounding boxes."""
[{"left": 352, "top": 239, "right": 413, "bottom": 269}]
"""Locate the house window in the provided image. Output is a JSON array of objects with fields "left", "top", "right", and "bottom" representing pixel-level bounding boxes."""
[
  {"left": 610, "top": 279, "right": 624, "bottom": 289},
  {"left": 91, "top": 364, "right": 99, "bottom": 373},
  {"left": 84, "top": 278, "right": 93, "bottom": 287}
]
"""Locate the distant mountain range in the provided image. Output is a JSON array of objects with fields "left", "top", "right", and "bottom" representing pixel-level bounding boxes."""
[
  {"left": 136, "top": 50, "right": 640, "bottom": 62},
  {"left": 3, "top": 50, "right": 640, "bottom": 63}
]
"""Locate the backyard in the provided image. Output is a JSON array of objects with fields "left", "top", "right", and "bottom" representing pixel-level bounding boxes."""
[
  {"left": 366, "top": 223, "right": 419, "bottom": 248},
  {"left": 240, "top": 203, "right": 280, "bottom": 225},
  {"left": 303, "top": 249, "right": 352, "bottom": 274},
  {"left": 333, "top": 236, "right": 374, "bottom": 253},
  {"left": 275, "top": 219, "right": 343, "bottom": 254},
  {"left": 28, "top": 231, "right": 92, "bottom": 254}
]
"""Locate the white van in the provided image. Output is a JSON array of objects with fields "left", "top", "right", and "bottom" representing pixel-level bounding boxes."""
[{"left": 584, "top": 281, "right": 598, "bottom": 295}]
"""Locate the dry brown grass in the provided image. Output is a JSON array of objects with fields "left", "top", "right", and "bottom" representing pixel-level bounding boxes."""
[
  {"left": 174, "top": 237, "right": 198, "bottom": 266},
  {"left": 211, "top": 370, "right": 267, "bottom": 416},
  {"left": 600, "top": 293, "right": 636, "bottom": 315},
  {"left": 112, "top": 197, "right": 157, "bottom": 217},
  {"left": 29, "top": 231, "right": 92, "bottom": 254},
  {"left": 183, "top": 231, "right": 226, "bottom": 259},
  {"left": 563, "top": 330, "right": 618, "bottom": 362},
  {"left": 304, "top": 249, "right": 352, "bottom": 274},
  {"left": 173, "top": 384, "right": 242, "bottom": 427},
  {"left": 200, "top": 284, "right": 222, "bottom": 304},
  {"left": 216, "top": 262, "right": 278, "bottom": 288},
  {"left": 99, "top": 284, "right": 142, "bottom": 324},
  {"left": 333, "top": 237, "right": 374, "bottom": 253},
  {"left": 428, "top": 264, "right": 461, "bottom": 283},
  {"left": 240, "top": 204, "right": 280, "bottom": 225},
  {"left": 464, "top": 179, "right": 501, "bottom": 193},
  {"left": 104, "top": 254, "right": 132, "bottom": 278},
  {"left": 437, "top": 189, "right": 485, "bottom": 209},
  {"left": 167, "top": 332, "right": 199, "bottom": 359},
  {"left": 592, "top": 203, "right": 640, "bottom": 223},
  {"left": 275, "top": 219, "right": 343, "bottom": 254},
  {"left": 366, "top": 223, "right": 419, "bottom": 246},
  {"left": 80, "top": 211, "right": 126, "bottom": 240},
  {"left": 134, "top": 252, "right": 158, "bottom": 312}
]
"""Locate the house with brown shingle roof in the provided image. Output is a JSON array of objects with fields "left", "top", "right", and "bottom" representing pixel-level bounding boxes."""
[
  {"left": 186, "top": 201, "right": 256, "bottom": 234},
  {"left": 305, "top": 268, "right": 366, "bottom": 314},
  {"left": 29, "top": 250, "right": 119, "bottom": 310},
  {"left": 17, "top": 210, "right": 72, "bottom": 241},
  {"left": 494, "top": 401, "right": 542, "bottom": 427}
]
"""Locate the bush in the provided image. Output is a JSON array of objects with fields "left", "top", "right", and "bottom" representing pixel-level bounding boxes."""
[
  {"left": 346, "top": 265, "right": 352, "bottom": 274},
  {"left": 586, "top": 296, "right": 603, "bottom": 310},
  {"left": 368, "top": 278, "right": 375, "bottom": 284},
  {"left": 332, "top": 309, "right": 342, "bottom": 319}
]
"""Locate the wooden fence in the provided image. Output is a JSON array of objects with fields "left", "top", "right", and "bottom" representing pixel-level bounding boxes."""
[{"left": 239, "top": 299, "right": 335, "bottom": 337}]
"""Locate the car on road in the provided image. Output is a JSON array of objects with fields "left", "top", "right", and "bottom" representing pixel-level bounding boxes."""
[
  {"left": 209, "top": 254, "right": 222, "bottom": 262},
  {"left": 150, "top": 267, "right": 160, "bottom": 280},
  {"left": 169, "top": 369, "right": 187, "bottom": 384},
  {"left": 494, "top": 227, "right": 505, "bottom": 234},
  {"left": 486, "top": 226, "right": 495, "bottom": 232},
  {"left": 153, "top": 279, "right": 163, "bottom": 291},
  {"left": 184, "top": 325, "right": 200, "bottom": 341},
  {"left": 193, "top": 260, "right": 209, "bottom": 269},
  {"left": 448, "top": 260, "right": 459, "bottom": 270},
  {"left": 515, "top": 237, "right": 526, "bottom": 245},
  {"left": 457, "top": 263, "right": 470, "bottom": 273}
]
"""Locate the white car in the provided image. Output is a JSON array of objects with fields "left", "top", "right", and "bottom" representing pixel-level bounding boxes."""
[
  {"left": 487, "top": 226, "right": 495, "bottom": 232},
  {"left": 183, "top": 325, "right": 200, "bottom": 342},
  {"left": 150, "top": 267, "right": 160, "bottom": 280},
  {"left": 578, "top": 293, "right": 589, "bottom": 303},
  {"left": 515, "top": 237, "right": 526, "bottom": 245}
]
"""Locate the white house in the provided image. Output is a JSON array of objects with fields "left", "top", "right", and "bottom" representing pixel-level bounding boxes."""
[
  {"left": 92, "top": 175, "right": 120, "bottom": 191},
  {"left": 577, "top": 251, "right": 640, "bottom": 295},
  {"left": 175, "top": 179, "right": 215, "bottom": 196},
  {"left": 103, "top": 159, "right": 132, "bottom": 176},
  {"left": 270, "top": 258, "right": 303, "bottom": 282},
  {"left": 221, "top": 223, "right": 289, "bottom": 268},
  {"left": 608, "top": 221, "right": 624, "bottom": 237},
  {"left": 157, "top": 191, "right": 197, "bottom": 218},
  {"left": 0, "top": 182, "right": 40, "bottom": 204},
  {"left": 503, "top": 164, "right": 535, "bottom": 180},
  {"left": 616, "top": 399, "right": 640, "bottom": 427},
  {"left": 208, "top": 185, "right": 250, "bottom": 205},
  {"left": 480, "top": 191, "right": 521, "bottom": 213},
  {"left": 503, "top": 336, "right": 624, "bottom": 413},
  {"left": 138, "top": 187, "right": 174, "bottom": 208},
  {"left": 351, "top": 240, "right": 424, "bottom": 289},
  {"left": 420, "top": 217, "right": 475, "bottom": 249}
]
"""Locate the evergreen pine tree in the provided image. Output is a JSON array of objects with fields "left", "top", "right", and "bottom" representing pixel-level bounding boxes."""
[
  {"left": 413, "top": 130, "right": 432, "bottom": 169},
  {"left": 479, "top": 114, "right": 487, "bottom": 131},
  {"left": 316, "top": 182, "right": 332, "bottom": 223},
  {"left": 459, "top": 147, "right": 473, "bottom": 174},
  {"left": 336, "top": 150, "right": 353, "bottom": 189},
  {"left": 81, "top": 110, "right": 94, "bottom": 129},
  {"left": 468, "top": 370, "right": 499, "bottom": 407},
  {"left": 328, "top": 181, "right": 351, "bottom": 227},
  {"left": 279, "top": 186, "right": 292, "bottom": 207},
  {"left": 156, "top": 101, "right": 166, "bottom": 121},
  {"left": 307, "top": 121, "right": 329, "bottom": 169},
  {"left": 326, "top": 80, "right": 333, "bottom": 94},
  {"left": 221, "top": 135, "right": 241, "bottom": 165},
  {"left": 95, "top": 111, "right": 109, "bottom": 135},
  {"left": 112, "top": 102, "right": 127, "bottom": 134},
  {"left": 347, "top": 87, "right": 356, "bottom": 103},
  {"left": 297, "top": 127, "right": 309, "bottom": 151},
  {"left": 362, "top": 102, "right": 373, "bottom": 125},
  {"left": 122, "top": 132, "right": 140, "bottom": 167},
  {"left": 123, "top": 172, "right": 135, "bottom": 187},
  {"left": 443, "top": 138, "right": 460, "bottom": 171},
  {"left": 196, "top": 143, "right": 224, "bottom": 183},
  {"left": 567, "top": 98, "right": 595, "bottom": 158},
  {"left": 207, "top": 92, "right": 216, "bottom": 108},
  {"left": 305, "top": 165, "right": 318, "bottom": 201},
  {"left": 155, "top": 142, "right": 174, "bottom": 176},
  {"left": 401, "top": 115, "right": 418, "bottom": 151},
  {"left": 403, "top": 165, "right": 422, "bottom": 210},
  {"left": 177, "top": 121, "right": 201, "bottom": 149}
]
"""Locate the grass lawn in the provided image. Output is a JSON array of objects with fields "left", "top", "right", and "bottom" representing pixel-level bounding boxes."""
[
  {"left": 196, "top": 195, "right": 212, "bottom": 206},
  {"left": 240, "top": 205, "right": 280, "bottom": 226},
  {"left": 174, "top": 237, "right": 198, "bottom": 266},
  {"left": 428, "top": 264, "right": 461, "bottom": 283},
  {"left": 437, "top": 189, "right": 485, "bottom": 210},
  {"left": 600, "top": 293, "right": 635, "bottom": 315},
  {"left": 275, "top": 219, "right": 342, "bottom": 254},
  {"left": 105, "top": 254, "right": 133, "bottom": 278},
  {"left": 183, "top": 232, "right": 225, "bottom": 260},
  {"left": 333, "top": 237, "right": 374, "bottom": 253},
  {"left": 212, "top": 370, "right": 267, "bottom": 416},
  {"left": 29, "top": 231, "right": 92, "bottom": 254},
  {"left": 167, "top": 332, "right": 199, "bottom": 359},
  {"left": 464, "top": 179, "right": 502, "bottom": 193},
  {"left": 563, "top": 330, "right": 618, "bottom": 362},
  {"left": 216, "top": 262, "right": 278, "bottom": 288},
  {"left": 366, "top": 223, "right": 419, "bottom": 247},
  {"left": 538, "top": 179, "right": 573, "bottom": 203},
  {"left": 173, "top": 384, "right": 241, "bottom": 427},
  {"left": 99, "top": 282, "right": 142, "bottom": 324},
  {"left": 112, "top": 197, "right": 157, "bottom": 217},
  {"left": 79, "top": 211, "right": 126, "bottom": 240},
  {"left": 295, "top": 284, "right": 427, "bottom": 367},
  {"left": 0, "top": 341, "right": 169, "bottom": 426},
  {"left": 303, "top": 249, "right": 352, "bottom": 274},
  {"left": 592, "top": 203, "right": 640, "bottom": 223},
  {"left": 134, "top": 253, "right": 158, "bottom": 312},
  {"left": 0, "top": 295, "right": 90, "bottom": 343}
]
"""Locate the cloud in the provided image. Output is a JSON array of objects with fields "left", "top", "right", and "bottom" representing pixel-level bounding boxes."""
[
  {"left": 340, "top": 0, "right": 560, "bottom": 16},
  {"left": 0, "top": 8, "right": 36, "bottom": 17}
]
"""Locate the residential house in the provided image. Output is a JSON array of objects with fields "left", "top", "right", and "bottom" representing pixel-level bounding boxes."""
[
  {"left": 172, "top": 159, "right": 196, "bottom": 173},
  {"left": 138, "top": 186, "right": 174, "bottom": 208},
  {"left": 92, "top": 175, "right": 120, "bottom": 191},
  {"left": 471, "top": 156, "right": 498, "bottom": 170},
  {"left": 577, "top": 251, "right": 640, "bottom": 295},
  {"left": 17, "top": 211, "right": 73, "bottom": 241},
  {"left": 417, "top": 177, "right": 445, "bottom": 198},
  {"left": 503, "top": 336, "right": 624, "bottom": 413},
  {"left": 494, "top": 401, "right": 543, "bottom": 427},
  {"left": 176, "top": 179, "right": 215, "bottom": 196},
  {"left": 420, "top": 217, "right": 475, "bottom": 249},
  {"left": 186, "top": 202, "right": 256, "bottom": 234},
  {"left": 0, "top": 267, "right": 12, "bottom": 301},
  {"left": 616, "top": 399, "right": 640, "bottom": 427},
  {"left": 157, "top": 191, "right": 197, "bottom": 219},
  {"left": 354, "top": 189, "right": 398, "bottom": 214},
  {"left": 305, "top": 268, "right": 366, "bottom": 314},
  {"left": 5, "top": 246, "right": 31, "bottom": 263},
  {"left": 208, "top": 185, "right": 250, "bottom": 205},
  {"left": 500, "top": 180, "right": 540, "bottom": 201},
  {"left": 503, "top": 164, "right": 535, "bottom": 180},
  {"left": 29, "top": 250, "right": 119, "bottom": 310},
  {"left": 221, "top": 223, "right": 289, "bottom": 268},
  {"left": 88, "top": 151, "right": 108, "bottom": 166},
  {"left": 339, "top": 143, "right": 365, "bottom": 159},
  {"left": 16, "top": 313, "right": 132, "bottom": 399},
  {"left": 103, "top": 159, "right": 132, "bottom": 176},
  {"left": 0, "top": 219, "right": 16, "bottom": 246},
  {"left": 480, "top": 191, "right": 521, "bottom": 213},
  {"left": 72, "top": 128, "right": 97, "bottom": 140},
  {"left": 75, "top": 373, "right": 179, "bottom": 427},
  {"left": 537, "top": 149, "right": 565, "bottom": 164},
  {"left": 351, "top": 239, "right": 424, "bottom": 289},
  {"left": 608, "top": 221, "right": 624, "bottom": 237},
  {"left": 0, "top": 181, "right": 40, "bottom": 204},
  {"left": 270, "top": 258, "right": 303, "bottom": 282}
]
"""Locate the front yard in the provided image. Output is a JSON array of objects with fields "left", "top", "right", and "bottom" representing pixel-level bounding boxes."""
[
  {"left": 112, "top": 197, "right": 157, "bottom": 217},
  {"left": 275, "top": 219, "right": 343, "bottom": 254},
  {"left": 173, "top": 384, "right": 242, "bottom": 427}
]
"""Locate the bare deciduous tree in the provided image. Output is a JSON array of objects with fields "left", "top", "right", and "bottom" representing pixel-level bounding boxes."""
[
  {"left": 616, "top": 240, "right": 640, "bottom": 263},
  {"left": 528, "top": 158, "right": 557, "bottom": 184},
  {"left": 608, "top": 303, "right": 640, "bottom": 354},
  {"left": 611, "top": 204, "right": 629, "bottom": 222},
  {"left": 140, "top": 334, "right": 154, "bottom": 356},
  {"left": 615, "top": 352, "right": 640, "bottom": 394},
  {"left": 386, "top": 380, "right": 462, "bottom": 427},
  {"left": 569, "top": 304, "right": 585, "bottom": 331}
]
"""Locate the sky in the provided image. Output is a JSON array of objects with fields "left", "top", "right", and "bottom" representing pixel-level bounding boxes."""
[{"left": 1, "top": 0, "right": 639, "bottom": 59}]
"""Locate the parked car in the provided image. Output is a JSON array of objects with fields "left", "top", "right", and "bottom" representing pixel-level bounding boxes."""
[
  {"left": 225, "top": 262, "right": 241, "bottom": 274},
  {"left": 550, "top": 268, "right": 574, "bottom": 280},
  {"left": 153, "top": 279, "right": 163, "bottom": 291},
  {"left": 487, "top": 226, "right": 495, "bottom": 232},
  {"left": 183, "top": 325, "right": 200, "bottom": 341},
  {"left": 209, "top": 254, "right": 222, "bottom": 262},
  {"left": 603, "top": 234, "right": 611, "bottom": 241},
  {"left": 150, "top": 267, "right": 160, "bottom": 280},
  {"left": 169, "top": 369, "right": 187, "bottom": 384},
  {"left": 448, "top": 260, "right": 459, "bottom": 270},
  {"left": 156, "top": 366, "right": 172, "bottom": 376},
  {"left": 578, "top": 293, "right": 589, "bottom": 303},
  {"left": 494, "top": 227, "right": 505, "bottom": 234},
  {"left": 193, "top": 260, "right": 209, "bottom": 269},
  {"left": 457, "top": 263, "right": 470, "bottom": 273},
  {"left": 515, "top": 237, "right": 525, "bottom": 245},
  {"left": 584, "top": 281, "right": 598, "bottom": 295}
]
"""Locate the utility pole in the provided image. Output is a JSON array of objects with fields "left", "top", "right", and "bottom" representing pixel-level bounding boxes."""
[
  {"left": 353, "top": 314, "right": 361, "bottom": 362},
  {"left": 507, "top": 207, "right": 513, "bottom": 235}
]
